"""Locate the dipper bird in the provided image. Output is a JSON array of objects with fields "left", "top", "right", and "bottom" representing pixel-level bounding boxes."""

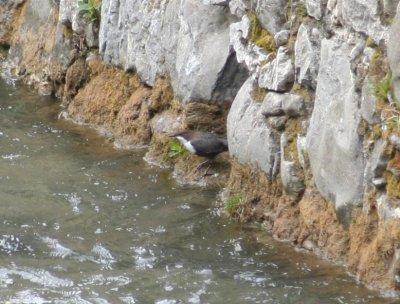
[{"left": 171, "top": 130, "right": 229, "bottom": 171}]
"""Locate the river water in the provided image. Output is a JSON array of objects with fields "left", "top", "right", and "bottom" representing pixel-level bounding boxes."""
[{"left": 0, "top": 80, "right": 396, "bottom": 303}]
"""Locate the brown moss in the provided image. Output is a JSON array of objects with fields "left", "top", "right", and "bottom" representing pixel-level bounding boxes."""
[
  {"left": 291, "top": 83, "right": 313, "bottom": 103},
  {"left": 225, "top": 160, "right": 300, "bottom": 240},
  {"left": 62, "top": 25, "right": 74, "bottom": 39},
  {"left": 7, "top": 1, "right": 65, "bottom": 91},
  {"left": 284, "top": 118, "right": 302, "bottom": 163},
  {"left": 0, "top": 1, "right": 26, "bottom": 46},
  {"left": 63, "top": 58, "right": 89, "bottom": 104},
  {"left": 386, "top": 172, "right": 400, "bottom": 199},
  {"left": 225, "top": 159, "right": 400, "bottom": 291},
  {"left": 146, "top": 134, "right": 175, "bottom": 167},
  {"left": 349, "top": 208, "right": 400, "bottom": 290},
  {"left": 298, "top": 190, "right": 349, "bottom": 260},
  {"left": 251, "top": 85, "right": 268, "bottom": 102},
  {"left": 184, "top": 102, "right": 227, "bottom": 134},
  {"left": 369, "top": 48, "right": 388, "bottom": 80},
  {"left": 113, "top": 87, "right": 153, "bottom": 147},
  {"left": 67, "top": 63, "right": 140, "bottom": 127},
  {"left": 148, "top": 77, "right": 174, "bottom": 114}
]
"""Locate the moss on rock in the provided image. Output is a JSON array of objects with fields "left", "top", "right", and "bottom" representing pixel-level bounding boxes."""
[{"left": 248, "top": 12, "right": 276, "bottom": 53}]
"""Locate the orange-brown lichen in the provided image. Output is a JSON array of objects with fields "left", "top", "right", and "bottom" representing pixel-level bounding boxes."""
[
  {"left": 67, "top": 62, "right": 140, "bottom": 127},
  {"left": 349, "top": 208, "right": 400, "bottom": 290},
  {"left": 184, "top": 102, "right": 227, "bottom": 134},
  {"left": 224, "top": 160, "right": 400, "bottom": 292},
  {"left": 298, "top": 190, "right": 349, "bottom": 260}
]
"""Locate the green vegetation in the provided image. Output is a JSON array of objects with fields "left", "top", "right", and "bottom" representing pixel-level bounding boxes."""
[
  {"left": 78, "top": 0, "right": 101, "bottom": 23},
  {"left": 225, "top": 195, "right": 243, "bottom": 214},
  {"left": 374, "top": 73, "right": 392, "bottom": 103},
  {"left": 168, "top": 140, "right": 186, "bottom": 158},
  {"left": 248, "top": 12, "right": 275, "bottom": 53}
]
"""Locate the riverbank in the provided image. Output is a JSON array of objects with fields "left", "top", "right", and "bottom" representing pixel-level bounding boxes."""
[{"left": 0, "top": 79, "right": 394, "bottom": 302}]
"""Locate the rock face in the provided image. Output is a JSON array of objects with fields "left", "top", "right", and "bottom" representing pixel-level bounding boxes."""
[
  {"left": 389, "top": 4, "right": 400, "bottom": 102},
  {"left": 3, "top": 0, "right": 400, "bottom": 295},
  {"left": 306, "top": 37, "right": 364, "bottom": 210},
  {"left": 0, "top": 0, "right": 26, "bottom": 45},
  {"left": 100, "top": 0, "right": 247, "bottom": 103},
  {"left": 294, "top": 23, "right": 321, "bottom": 89},
  {"left": 258, "top": 47, "right": 294, "bottom": 92},
  {"left": 227, "top": 78, "right": 280, "bottom": 178}
]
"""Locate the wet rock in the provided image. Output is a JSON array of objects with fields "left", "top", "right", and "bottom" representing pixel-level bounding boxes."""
[
  {"left": 306, "top": 37, "right": 365, "bottom": 209},
  {"left": 294, "top": 23, "right": 322, "bottom": 89},
  {"left": 64, "top": 58, "right": 88, "bottom": 103},
  {"left": 0, "top": 0, "right": 25, "bottom": 45},
  {"left": 227, "top": 77, "right": 280, "bottom": 179},
  {"left": 258, "top": 47, "right": 294, "bottom": 92},
  {"left": 38, "top": 81, "right": 53, "bottom": 96}
]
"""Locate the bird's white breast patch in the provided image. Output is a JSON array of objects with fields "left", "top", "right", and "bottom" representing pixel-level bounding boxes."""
[{"left": 176, "top": 136, "right": 196, "bottom": 154}]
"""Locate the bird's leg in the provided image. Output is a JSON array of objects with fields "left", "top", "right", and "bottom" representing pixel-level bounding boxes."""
[
  {"left": 203, "top": 162, "right": 213, "bottom": 177},
  {"left": 196, "top": 159, "right": 210, "bottom": 171}
]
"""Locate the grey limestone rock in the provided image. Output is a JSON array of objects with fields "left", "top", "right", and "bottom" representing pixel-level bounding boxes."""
[
  {"left": 306, "top": 37, "right": 365, "bottom": 209},
  {"left": 389, "top": 3, "right": 400, "bottom": 103},
  {"left": 294, "top": 23, "right": 322, "bottom": 89},
  {"left": 227, "top": 77, "right": 281, "bottom": 178},
  {"left": 262, "top": 92, "right": 305, "bottom": 118},
  {"left": 258, "top": 47, "right": 294, "bottom": 92},
  {"left": 100, "top": 0, "right": 244, "bottom": 103}
]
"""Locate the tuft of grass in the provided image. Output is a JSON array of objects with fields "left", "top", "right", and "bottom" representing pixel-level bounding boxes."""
[
  {"left": 248, "top": 12, "right": 276, "bottom": 53},
  {"left": 78, "top": 0, "right": 101, "bottom": 23},
  {"left": 168, "top": 140, "right": 186, "bottom": 158},
  {"left": 225, "top": 195, "right": 243, "bottom": 214},
  {"left": 374, "top": 73, "right": 392, "bottom": 103}
]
